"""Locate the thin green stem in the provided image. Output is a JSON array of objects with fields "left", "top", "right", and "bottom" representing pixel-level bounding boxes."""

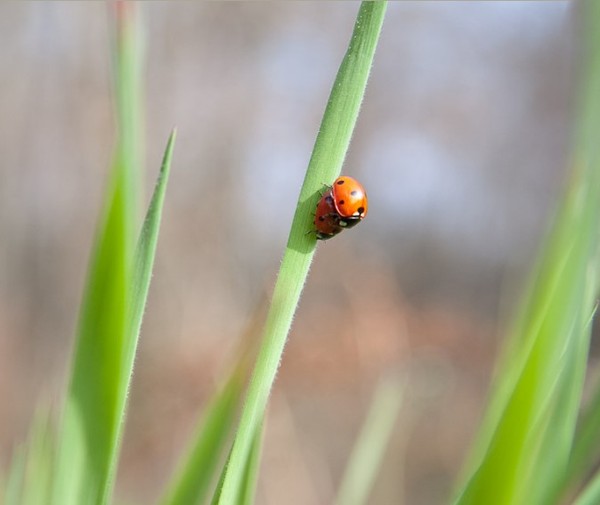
[{"left": 217, "top": 3, "right": 387, "bottom": 503}]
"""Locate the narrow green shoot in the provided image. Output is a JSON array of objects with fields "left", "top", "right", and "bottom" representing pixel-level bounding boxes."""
[
  {"left": 565, "top": 370, "right": 600, "bottom": 496},
  {"left": 334, "top": 377, "right": 403, "bottom": 505},
  {"left": 209, "top": 424, "right": 263, "bottom": 505},
  {"left": 574, "top": 469, "right": 600, "bottom": 505},
  {"left": 160, "top": 304, "right": 267, "bottom": 505},
  {"left": 111, "top": 0, "right": 143, "bottom": 217},
  {"left": 51, "top": 5, "right": 176, "bottom": 504},
  {"left": 216, "top": 3, "right": 387, "bottom": 503},
  {"left": 51, "top": 151, "right": 135, "bottom": 505},
  {"left": 158, "top": 358, "right": 248, "bottom": 505},
  {"left": 51, "top": 4, "right": 142, "bottom": 503},
  {"left": 127, "top": 129, "right": 176, "bottom": 376},
  {"left": 239, "top": 423, "right": 264, "bottom": 505},
  {"left": 51, "top": 130, "right": 175, "bottom": 505}
]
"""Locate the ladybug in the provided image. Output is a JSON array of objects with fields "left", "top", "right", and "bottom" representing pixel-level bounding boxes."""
[
  {"left": 314, "top": 176, "right": 368, "bottom": 240},
  {"left": 330, "top": 176, "right": 368, "bottom": 228},
  {"left": 314, "top": 189, "right": 344, "bottom": 240}
]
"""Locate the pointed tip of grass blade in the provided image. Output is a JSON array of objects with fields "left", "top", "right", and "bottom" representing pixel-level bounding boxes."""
[
  {"left": 56, "top": 130, "right": 176, "bottom": 505},
  {"left": 129, "top": 130, "right": 176, "bottom": 350},
  {"left": 161, "top": 128, "right": 177, "bottom": 176}
]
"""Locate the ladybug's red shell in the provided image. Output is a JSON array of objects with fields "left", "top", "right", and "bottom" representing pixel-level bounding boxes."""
[
  {"left": 314, "top": 190, "right": 343, "bottom": 240},
  {"left": 330, "top": 176, "right": 368, "bottom": 221},
  {"left": 313, "top": 176, "right": 368, "bottom": 240}
]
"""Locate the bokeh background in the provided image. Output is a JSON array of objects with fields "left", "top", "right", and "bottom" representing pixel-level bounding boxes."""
[{"left": 0, "top": 2, "right": 576, "bottom": 504}]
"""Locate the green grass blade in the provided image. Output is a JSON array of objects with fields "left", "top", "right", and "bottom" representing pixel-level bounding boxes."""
[
  {"left": 111, "top": 1, "right": 143, "bottom": 218},
  {"left": 127, "top": 129, "right": 176, "bottom": 370},
  {"left": 216, "top": 3, "right": 387, "bottom": 503},
  {"left": 51, "top": 134, "right": 174, "bottom": 505},
  {"left": 161, "top": 307, "right": 266, "bottom": 505},
  {"left": 209, "top": 450, "right": 230, "bottom": 505},
  {"left": 158, "top": 360, "right": 248, "bottom": 505},
  {"left": 239, "top": 423, "right": 264, "bottom": 505},
  {"left": 52, "top": 161, "right": 134, "bottom": 505},
  {"left": 561, "top": 0, "right": 600, "bottom": 494},
  {"left": 52, "top": 5, "right": 145, "bottom": 504},
  {"left": 574, "top": 469, "right": 600, "bottom": 505},
  {"left": 453, "top": 1, "right": 600, "bottom": 504},
  {"left": 209, "top": 423, "right": 263, "bottom": 505},
  {"left": 334, "top": 377, "right": 403, "bottom": 505},
  {"left": 566, "top": 355, "right": 600, "bottom": 494}
]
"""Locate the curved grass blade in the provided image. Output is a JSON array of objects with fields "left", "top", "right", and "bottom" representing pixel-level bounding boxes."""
[
  {"left": 51, "top": 7, "right": 178, "bottom": 505},
  {"left": 565, "top": 350, "right": 600, "bottom": 496},
  {"left": 51, "top": 160, "right": 135, "bottom": 505},
  {"left": 160, "top": 302, "right": 267, "bottom": 505},
  {"left": 574, "top": 469, "right": 600, "bottom": 505},
  {"left": 238, "top": 422, "right": 264, "bottom": 505},
  {"left": 51, "top": 130, "right": 175, "bottom": 505},
  {"left": 51, "top": 4, "right": 143, "bottom": 502},
  {"left": 334, "top": 377, "right": 403, "bottom": 505},
  {"left": 217, "top": 3, "right": 387, "bottom": 502},
  {"left": 452, "top": 1, "right": 600, "bottom": 504},
  {"left": 158, "top": 358, "right": 248, "bottom": 505},
  {"left": 209, "top": 423, "right": 263, "bottom": 505}
]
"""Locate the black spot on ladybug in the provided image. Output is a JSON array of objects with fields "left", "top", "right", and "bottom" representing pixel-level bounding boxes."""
[
  {"left": 319, "top": 216, "right": 325, "bottom": 221},
  {"left": 350, "top": 190, "right": 358, "bottom": 196},
  {"left": 336, "top": 180, "right": 345, "bottom": 185},
  {"left": 357, "top": 206, "right": 364, "bottom": 214},
  {"left": 338, "top": 200, "right": 345, "bottom": 206}
]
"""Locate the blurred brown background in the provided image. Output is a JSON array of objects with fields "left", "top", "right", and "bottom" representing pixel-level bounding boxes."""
[{"left": 0, "top": 2, "right": 574, "bottom": 504}]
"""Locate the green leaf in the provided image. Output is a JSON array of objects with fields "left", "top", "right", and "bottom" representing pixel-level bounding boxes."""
[
  {"left": 51, "top": 130, "right": 175, "bottom": 505},
  {"left": 11, "top": 6, "right": 175, "bottom": 505},
  {"left": 127, "top": 129, "right": 176, "bottom": 372},
  {"left": 573, "top": 469, "right": 600, "bottom": 505},
  {"left": 52, "top": 159, "right": 134, "bottom": 505},
  {"left": 111, "top": 1, "right": 143, "bottom": 219},
  {"left": 238, "top": 423, "right": 264, "bottom": 505},
  {"left": 452, "top": 1, "right": 600, "bottom": 504},
  {"left": 49, "top": 7, "right": 175, "bottom": 505},
  {"left": 158, "top": 358, "right": 248, "bottom": 505},
  {"left": 566, "top": 349, "right": 600, "bottom": 495},
  {"left": 51, "top": 5, "right": 142, "bottom": 502},
  {"left": 216, "top": 3, "right": 387, "bottom": 503},
  {"left": 209, "top": 423, "right": 263, "bottom": 505}
]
